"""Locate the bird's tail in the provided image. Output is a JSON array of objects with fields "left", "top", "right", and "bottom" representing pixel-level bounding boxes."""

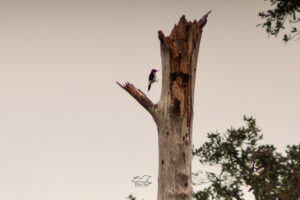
[{"left": 148, "top": 83, "right": 151, "bottom": 91}]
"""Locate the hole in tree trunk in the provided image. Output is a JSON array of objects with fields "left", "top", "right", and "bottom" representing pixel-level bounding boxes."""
[
  {"left": 173, "top": 98, "right": 181, "bottom": 113},
  {"left": 182, "top": 74, "right": 189, "bottom": 83},
  {"left": 171, "top": 73, "right": 177, "bottom": 82},
  {"left": 181, "top": 73, "right": 189, "bottom": 88}
]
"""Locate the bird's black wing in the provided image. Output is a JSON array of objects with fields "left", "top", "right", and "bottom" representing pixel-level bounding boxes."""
[{"left": 149, "top": 73, "right": 154, "bottom": 81}]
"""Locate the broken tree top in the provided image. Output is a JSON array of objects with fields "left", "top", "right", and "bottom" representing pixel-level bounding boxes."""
[
  {"left": 158, "top": 11, "right": 211, "bottom": 45},
  {"left": 117, "top": 11, "right": 211, "bottom": 119}
]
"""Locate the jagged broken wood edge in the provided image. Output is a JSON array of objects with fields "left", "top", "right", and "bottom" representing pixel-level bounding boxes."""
[
  {"left": 158, "top": 10, "right": 212, "bottom": 43},
  {"left": 116, "top": 82, "right": 156, "bottom": 117},
  {"left": 116, "top": 11, "right": 211, "bottom": 119}
]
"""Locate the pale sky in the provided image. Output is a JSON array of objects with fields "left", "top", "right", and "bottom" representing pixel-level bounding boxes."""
[{"left": 0, "top": 0, "right": 299, "bottom": 200}]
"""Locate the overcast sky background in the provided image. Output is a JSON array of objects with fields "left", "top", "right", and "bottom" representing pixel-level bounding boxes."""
[{"left": 0, "top": 0, "right": 299, "bottom": 200}]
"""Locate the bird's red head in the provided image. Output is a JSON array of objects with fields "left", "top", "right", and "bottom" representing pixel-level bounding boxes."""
[{"left": 151, "top": 69, "right": 158, "bottom": 73}]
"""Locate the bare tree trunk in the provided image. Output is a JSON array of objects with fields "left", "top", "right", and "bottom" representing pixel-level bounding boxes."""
[{"left": 117, "top": 11, "right": 210, "bottom": 200}]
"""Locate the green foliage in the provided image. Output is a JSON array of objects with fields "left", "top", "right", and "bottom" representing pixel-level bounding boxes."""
[
  {"left": 126, "top": 194, "right": 145, "bottom": 200},
  {"left": 127, "top": 194, "right": 137, "bottom": 200},
  {"left": 193, "top": 116, "right": 300, "bottom": 200},
  {"left": 257, "top": 0, "right": 300, "bottom": 42}
]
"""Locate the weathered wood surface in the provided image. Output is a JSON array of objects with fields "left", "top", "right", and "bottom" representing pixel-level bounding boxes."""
[{"left": 118, "top": 11, "right": 210, "bottom": 200}]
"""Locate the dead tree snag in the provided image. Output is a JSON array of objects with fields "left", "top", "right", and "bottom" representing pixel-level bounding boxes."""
[{"left": 117, "top": 11, "right": 211, "bottom": 200}]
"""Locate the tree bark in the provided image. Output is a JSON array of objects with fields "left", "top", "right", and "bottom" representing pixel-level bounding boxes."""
[{"left": 117, "top": 11, "right": 210, "bottom": 200}]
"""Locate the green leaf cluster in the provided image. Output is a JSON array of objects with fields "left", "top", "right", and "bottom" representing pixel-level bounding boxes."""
[
  {"left": 257, "top": 0, "right": 300, "bottom": 42},
  {"left": 193, "top": 116, "right": 300, "bottom": 200}
]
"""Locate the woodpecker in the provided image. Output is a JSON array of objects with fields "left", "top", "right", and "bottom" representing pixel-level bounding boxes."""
[{"left": 148, "top": 69, "right": 158, "bottom": 91}]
